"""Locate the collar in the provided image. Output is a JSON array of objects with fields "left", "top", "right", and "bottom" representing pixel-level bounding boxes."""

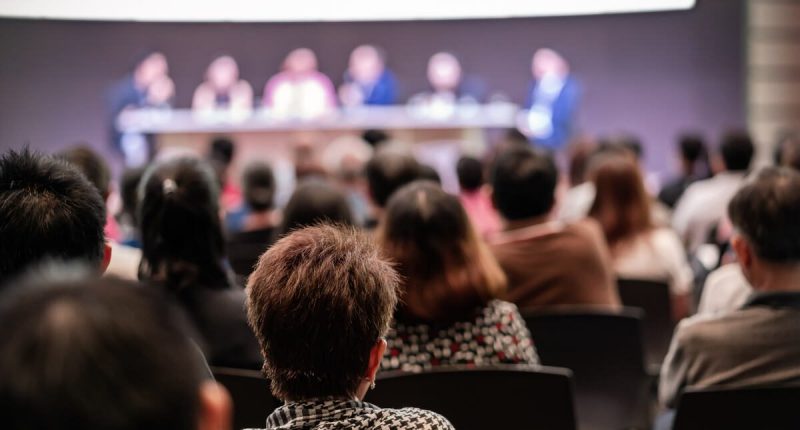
[
  {"left": 267, "top": 398, "right": 378, "bottom": 428},
  {"left": 743, "top": 291, "right": 800, "bottom": 310}
]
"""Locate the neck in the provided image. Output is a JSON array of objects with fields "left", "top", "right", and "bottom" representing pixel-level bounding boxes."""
[
  {"left": 504, "top": 212, "right": 553, "bottom": 231},
  {"left": 753, "top": 263, "right": 800, "bottom": 293},
  {"left": 244, "top": 210, "right": 275, "bottom": 231}
]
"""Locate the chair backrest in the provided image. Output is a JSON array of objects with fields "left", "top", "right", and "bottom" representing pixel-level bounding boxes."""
[
  {"left": 211, "top": 367, "right": 281, "bottom": 430},
  {"left": 368, "top": 365, "right": 577, "bottom": 430},
  {"left": 522, "top": 307, "right": 650, "bottom": 430},
  {"left": 673, "top": 385, "right": 800, "bottom": 430},
  {"left": 617, "top": 278, "right": 674, "bottom": 366}
]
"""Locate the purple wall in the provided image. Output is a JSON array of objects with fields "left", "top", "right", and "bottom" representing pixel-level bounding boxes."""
[{"left": 0, "top": 0, "right": 744, "bottom": 177}]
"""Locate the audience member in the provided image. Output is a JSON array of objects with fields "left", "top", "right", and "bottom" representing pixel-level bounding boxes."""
[
  {"left": 275, "top": 180, "right": 355, "bottom": 238},
  {"left": 58, "top": 145, "right": 142, "bottom": 280},
  {"left": 672, "top": 131, "right": 754, "bottom": 252},
  {"left": 557, "top": 135, "right": 597, "bottom": 222},
  {"left": 0, "top": 149, "right": 109, "bottom": 287},
  {"left": 263, "top": 48, "right": 337, "bottom": 119},
  {"left": 226, "top": 162, "right": 278, "bottom": 277},
  {"left": 658, "top": 134, "right": 709, "bottom": 208},
  {"left": 588, "top": 153, "right": 692, "bottom": 319},
  {"left": 660, "top": 168, "right": 800, "bottom": 410},
  {"left": 0, "top": 274, "right": 231, "bottom": 430},
  {"left": 377, "top": 182, "right": 538, "bottom": 372},
  {"left": 339, "top": 45, "right": 398, "bottom": 106},
  {"left": 456, "top": 156, "right": 501, "bottom": 237},
  {"left": 364, "top": 150, "right": 421, "bottom": 228},
  {"left": 321, "top": 135, "right": 374, "bottom": 226},
  {"left": 138, "top": 157, "right": 261, "bottom": 369},
  {"left": 418, "top": 163, "right": 442, "bottom": 184},
  {"left": 246, "top": 225, "right": 454, "bottom": 429},
  {"left": 488, "top": 146, "right": 620, "bottom": 309},
  {"left": 192, "top": 55, "right": 253, "bottom": 111},
  {"left": 118, "top": 166, "right": 147, "bottom": 248},
  {"left": 208, "top": 137, "right": 243, "bottom": 212}
]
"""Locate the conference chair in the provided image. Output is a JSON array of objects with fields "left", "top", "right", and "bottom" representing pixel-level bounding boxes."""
[
  {"left": 523, "top": 306, "right": 651, "bottom": 430},
  {"left": 617, "top": 278, "right": 674, "bottom": 368},
  {"left": 672, "top": 385, "right": 800, "bottom": 430},
  {"left": 368, "top": 364, "right": 577, "bottom": 430},
  {"left": 211, "top": 367, "right": 281, "bottom": 429}
]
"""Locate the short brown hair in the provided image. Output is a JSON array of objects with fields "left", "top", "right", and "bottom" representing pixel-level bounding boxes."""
[
  {"left": 377, "top": 181, "right": 507, "bottom": 322},
  {"left": 246, "top": 225, "right": 399, "bottom": 401}
]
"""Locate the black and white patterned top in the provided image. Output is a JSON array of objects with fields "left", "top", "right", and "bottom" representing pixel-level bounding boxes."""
[
  {"left": 260, "top": 399, "right": 454, "bottom": 430},
  {"left": 382, "top": 300, "right": 538, "bottom": 372}
]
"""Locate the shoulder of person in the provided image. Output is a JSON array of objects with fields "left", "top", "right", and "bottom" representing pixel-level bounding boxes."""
[{"left": 388, "top": 407, "right": 455, "bottom": 430}]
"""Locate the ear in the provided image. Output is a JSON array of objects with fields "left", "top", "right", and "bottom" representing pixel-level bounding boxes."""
[
  {"left": 100, "top": 243, "right": 112, "bottom": 274},
  {"left": 731, "top": 235, "right": 752, "bottom": 271},
  {"left": 364, "top": 338, "right": 387, "bottom": 382},
  {"left": 197, "top": 382, "right": 233, "bottom": 430}
]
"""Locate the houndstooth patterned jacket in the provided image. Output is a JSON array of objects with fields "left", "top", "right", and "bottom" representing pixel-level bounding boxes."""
[{"left": 259, "top": 399, "right": 454, "bottom": 430}]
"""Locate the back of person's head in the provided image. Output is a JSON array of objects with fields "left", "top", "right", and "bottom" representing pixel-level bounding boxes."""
[
  {"left": 588, "top": 154, "right": 653, "bottom": 246},
  {"left": 0, "top": 275, "right": 229, "bottom": 430},
  {"left": 566, "top": 136, "right": 597, "bottom": 186},
  {"left": 377, "top": 181, "right": 506, "bottom": 322},
  {"left": 418, "top": 164, "right": 442, "bottom": 184},
  {"left": 247, "top": 225, "right": 399, "bottom": 401},
  {"left": 0, "top": 149, "right": 106, "bottom": 286},
  {"left": 121, "top": 166, "right": 147, "bottom": 223},
  {"left": 729, "top": 167, "right": 800, "bottom": 265},
  {"left": 209, "top": 137, "right": 235, "bottom": 167},
  {"left": 57, "top": 144, "right": 111, "bottom": 200},
  {"left": 139, "top": 157, "right": 229, "bottom": 292},
  {"left": 365, "top": 151, "right": 421, "bottom": 207},
  {"left": 362, "top": 129, "right": 390, "bottom": 147},
  {"left": 490, "top": 146, "right": 558, "bottom": 220},
  {"left": 242, "top": 162, "right": 275, "bottom": 212},
  {"left": 678, "top": 134, "right": 705, "bottom": 164},
  {"left": 277, "top": 181, "right": 355, "bottom": 236},
  {"left": 720, "top": 131, "right": 754, "bottom": 172},
  {"left": 456, "top": 156, "right": 484, "bottom": 192}
]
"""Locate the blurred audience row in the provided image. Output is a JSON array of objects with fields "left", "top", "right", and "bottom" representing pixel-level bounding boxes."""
[{"left": 2, "top": 126, "right": 800, "bottom": 428}]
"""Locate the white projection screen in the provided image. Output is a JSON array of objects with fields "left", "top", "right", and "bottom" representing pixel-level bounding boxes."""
[{"left": 1, "top": 0, "right": 696, "bottom": 22}]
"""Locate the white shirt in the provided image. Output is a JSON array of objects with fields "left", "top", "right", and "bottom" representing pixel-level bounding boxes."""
[
  {"left": 671, "top": 172, "right": 746, "bottom": 252},
  {"left": 613, "top": 227, "right": 694, "bottom": 295},
  {"left": 696, "top": 263, "right": 753, "bottom": 315}
]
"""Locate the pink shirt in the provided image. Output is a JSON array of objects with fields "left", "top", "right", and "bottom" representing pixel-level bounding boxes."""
[{"left": 459, "top": 190, "right": 501, "bottom": 238}]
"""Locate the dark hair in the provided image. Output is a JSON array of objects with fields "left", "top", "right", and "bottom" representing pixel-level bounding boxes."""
[
  {"left": 57, "top": 145, "right": 111, "bottom": 199},
  {"left": 0, "top": 276, "right": 205, "bottom": 430},
  {"left": 362, "top": 129, "right": 390, "bottom": 147},
  {"left": 0, "top": 149, "right": 106, "bottom": 286},
  {"left": 418, "top": 164, "right": 441, "bottom": 184},
  {"left": 138, "top": 157, "right": 230, "bottom": 293},
  {"left": 777, "top": 132, "right": 800, "bottom": 171},
  {"left": 209, "top": 137, "right": 235, "bottom": 166},
  {"left": 365, "top": 151, "right": 420, "bottom": 207},
  {"left": 588, "top": 154, "right": 653, "bottom": 247},
  {"left": 242, "top": 162, "right": 275, "bottom": 211},
  {"left": 277, "top": 181, "right": 355, "bottom": 237},
  {"left": 377, "top": 181, "right": 506, "bottom": 322},
  {"left": 679, "top": 134, "right": 705, "bottom": 163},
  {"left": 729, "top": 167, "right": 800, "bottom": 263},
  {"left": 720, "top": 131, "right": 754, "bottom": 172},
  {"left": 490, "top": 146, "right": 558, "bottom": 220},
  {"left": 457, "top": 156, "right": 484, "bottom": 191},
  {"left": 121, "top": 166, "right": 147, "bottom": 223},
  {"left": 247, "top": 225, "right": 399, "bottom": 400}
]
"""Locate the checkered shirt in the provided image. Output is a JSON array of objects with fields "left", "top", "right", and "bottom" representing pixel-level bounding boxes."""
[{"left": 260, "top": 399, "right": 454, "bottom": 430}]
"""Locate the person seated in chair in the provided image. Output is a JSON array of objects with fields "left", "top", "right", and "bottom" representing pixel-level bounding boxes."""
[
  {"left": 377, "top": 181, "right": 538, "bottom": 372},
  {"left": 246, "top": 225, "right": 454, "bottom": 430},
  {"left": 488, "top": 146, "right": 620, "bottom": 309},
  {"left": 660, "top": 168, "right": 800, "bottom": 410}
]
